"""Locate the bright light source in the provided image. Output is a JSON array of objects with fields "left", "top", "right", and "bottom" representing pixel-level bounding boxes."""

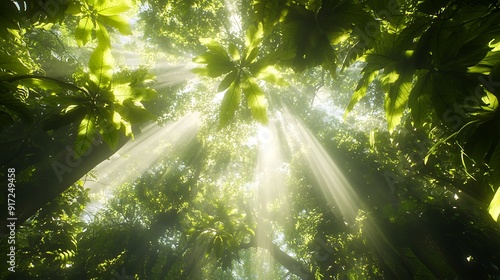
[{"left": 258, "top": 126, "right": 272, "bottom": 144}]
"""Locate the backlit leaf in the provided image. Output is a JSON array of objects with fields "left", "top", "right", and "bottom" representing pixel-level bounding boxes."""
[
  {"left": 252, "top": 0, "right": 285, "bottom": 33},
  {"left": 96, "top": 22, "right": 111, "bottom": 47},
  {"left": 75, "top": 16, "right": 94, "bottom": 47},
  {"left": 113, "top": 83, "right": 133, "bottom": 104},
  {"left": 192, "top": 49, "right": 235, "bottom": 78},
  {"left": 489, "top": 186, "right": 500, "bottom": 221},
  {"left": 218, "top": 70, "right": 238, "bottom": 92},
  {"left": 242, "top": 74, "right": 267, "bottom": 124},
  {"left": 409, "top": 70, "right": 432, "bottom": 127},
  {"left": 98, "top": 14, "right": 132, "bottom": 35},
  {"left": 245, "top": 23, "right": 264, "bottom": 50},
  {"left": 344, "top": 70, "right": 377, "bottom": 118},
  {"left": 89, "top": 44, "right": 114, "bottom": 90},
  {"left": 75, "top": 114, "right": 96, "bottom": 157},
  {"left": 255, "top": 65, "right": 288, "bottom": 86},
  {"left": 228, "top": 43, "right": 240, "bottom": 61},
  {"left": 99, "top": 118, "right": 121, "bottom": 149},
  {"left": 385, "top": 70, "right": 413, "bottom": 132},
  {"left": 96, "top": 0, "right": 132, "bottom": 16},
  {"left": 219, "top": 80, "right": 241, "bottom": 127}
]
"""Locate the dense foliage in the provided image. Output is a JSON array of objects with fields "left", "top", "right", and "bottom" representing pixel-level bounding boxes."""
[{"left": 2, "top": 0, "right": 500, "bottom": 279}]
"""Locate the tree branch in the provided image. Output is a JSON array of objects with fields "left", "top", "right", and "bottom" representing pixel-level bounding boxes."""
[{"left": 242, "top": 236, "right": 315, "bottom": 280}]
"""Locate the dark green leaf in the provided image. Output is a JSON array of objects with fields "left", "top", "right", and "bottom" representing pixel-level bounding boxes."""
[
  {"left": 218, "top": 70, "right": 238, "bottom": 92},
  {"left": 409, "top": 70, "right": 432, "bottom": 127},
  {"left": 344, "top": 70, "right": 377, "bottom": 118}
]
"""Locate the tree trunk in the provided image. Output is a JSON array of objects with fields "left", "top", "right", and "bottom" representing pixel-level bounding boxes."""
[
  {"left": 1, "top": 134, "right": 130, "bottom": 234},
  {"left": 242, "top": 236, "right": 316, "bottom": 280}
]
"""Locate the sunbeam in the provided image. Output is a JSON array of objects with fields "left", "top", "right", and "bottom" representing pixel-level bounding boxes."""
[
  {"left": 278, "top": 106, "right": 360, "bottom": 222},
  {"left": 153, "top": 61, "right": 197, "bottom": 89},
  {"left": 82, "top": 113, "right": 201, "bottom": 219},
  {"left": 252, "top": 120, "right": 290, "bottom": 278}
]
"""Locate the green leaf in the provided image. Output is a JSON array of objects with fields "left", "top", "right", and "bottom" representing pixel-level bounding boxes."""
[
  {"left": 228, "top": 43, "right": 241, "bottom": 61},
  {"left": 75, "top": 114, "right": 96, "bottom": 157},
  {"left": 245, "top": 23, "right": 264, "bottom": 50},
  {"left": 322, "top": 42, "right": 337, "bottom": 78},
  {"left": 199, "top": 38, "right": 229, "bottom": 57},
  {"left": 242, "top": 74, "right": 268, "bottom": 124},
  {"left": 489, "top": 142, "right": 500, "bottom": 186},
  {"left": 408, "top": 70, "right": 432, "bottom": 127},
  {"left": 65, "top": 1, "right": 83, "bottom": 15},
  {"left": 98, "top": 14, "right": 132, "bottom": 35},
  {"left": 255, "top": 65, "right": 288, "bottom": 86},
  {"left": 192, "top": 49, "right": 235, "bottom": 78},
  {"left": 88, "top": 44, "right": 114, "bottom": 91},
  {"left": 489, "top": 186, "right": 500, "bottom": 221},
  {"left": 245, "top": 46, "right": 260, "bottom": 65},
  {"left": 99, "top": 118, "right": 121, "bottom": 149},
  {"left": 112, "top": 83, "right": 133, "bottom": 104},
  {"left": 75, "top": 16, "right": 94, "bottom": 47},
  {"left": 417, "top": 0, "right": 450, "bottom": 14},
  {"left": 42, "top": 107, "right": 86, "bottom": 131},
  {"left": 385, "top": 70, "right": 413, "bottom": 132},
  {"left": 252, "top": 0, "right": 285, "bottom": 33},
  {"left": 96, "top": 22, "right": 111, "bottom": 47},
  {"left": 96, "top": 0, "right": 131, "bottom": 16},
  {"left": 132, "top": 87, "right": 156, "bottom": 102},
  {"left": 344, "top": 70, "right": 377, "bottom": 118},
  {"left": 218, "top": 70, "right": 238, "bottom": 92},
  {"left": 0, "top": 87, "right": 32, "bottom": 124},
  {"left": 0, "top": 51, "right": 29, "bottom": 74},
  {"left": 219, "top": 80, "right": 241, "bottom": 127},
  {"left": 118, "top": 100, "right": 156, "bottom": 123},
  {"left": 468, "top": 51, "right": 500, "bottom": 74}
]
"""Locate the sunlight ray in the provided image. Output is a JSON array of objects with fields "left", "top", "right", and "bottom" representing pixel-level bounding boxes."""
[
  {"left": 278, "top": 106, "right": 360, "bottom": 222},
  {"left": 82, "top": 113, "right": 201, "bottom": 219},
  {"left": 153, "top": 61, "right": 197, "bottom": 89},
  {"left": 252, "top": 120, "right": 289, "bottom": 278}
]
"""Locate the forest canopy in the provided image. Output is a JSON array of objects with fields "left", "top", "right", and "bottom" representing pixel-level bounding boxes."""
[{"left": 2, "top": 0, "right": 500, "bottom": 279}]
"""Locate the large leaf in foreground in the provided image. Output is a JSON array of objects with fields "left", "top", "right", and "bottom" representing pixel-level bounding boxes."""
[{"left": 88, "top": 44, "right": 113, "bottom": 92}]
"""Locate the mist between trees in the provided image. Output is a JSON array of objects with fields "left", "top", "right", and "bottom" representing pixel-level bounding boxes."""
[{"left": 2, "top": 0, "right": 500, "bottom": 279}]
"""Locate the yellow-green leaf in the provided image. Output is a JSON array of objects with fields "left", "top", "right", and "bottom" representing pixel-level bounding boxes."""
[
  {"left": 98, "top": 14, "right": 132, "bottom": 35},
  {"left": 112, "top": 83, "right": 132, "bottom": 104},
  {"left": 75, "top": 16, "right": 94, "bottom": 47},
  {"left": 228, "top": 43, "right": 240, "bottom": 61},
  {"left": 245, "top": 23, "right": 264, "bottom": 50},
  {"left": 89, "top": 44, "right": 114, "bottom": 90},
  {"left": 96, "top": 0, "right": 131, "bottom": 16},
  {"left": 96, "top": 22, "right": 111, "bottom": 47},
  {"left": 489, "top": 187, "right": 500, "bottom": 221},
  {"left": 385, "top": 71, "right": 413, "bottom": 132},
  {"left": 256, "top": 65, "right": 288, "bottom": 86},
  {"left": 75, "top": 114, "right": 96, "bottom": 157},
  {"left": 242, "top": 74, "right": 267, "bottom": 124}
]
